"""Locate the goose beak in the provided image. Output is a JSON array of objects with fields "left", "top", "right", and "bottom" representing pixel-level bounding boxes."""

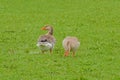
[{"left": 41, "top": 27, "right": 46, "bottom": 30}]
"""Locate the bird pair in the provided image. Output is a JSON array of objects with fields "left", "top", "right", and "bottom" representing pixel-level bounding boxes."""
[{"left": 36, "top": 25, "right": 80, "bottom": 57}]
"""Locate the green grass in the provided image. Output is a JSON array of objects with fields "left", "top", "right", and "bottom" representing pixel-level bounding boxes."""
[{"left": 0, "top": 0, "right": 120, "bottom": 80}]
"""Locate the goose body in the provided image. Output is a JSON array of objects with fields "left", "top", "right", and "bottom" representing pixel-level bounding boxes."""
[
  {"left": 37, "top": 42, "right": 52, "bottom": 51},
  {"left": 62, "top": 36, "right": 80, "bottom": 56},
  {"left": 37, "top": 25, "right": 56, "bottom": 53}
]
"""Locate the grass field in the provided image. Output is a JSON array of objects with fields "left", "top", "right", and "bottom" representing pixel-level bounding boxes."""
[{"left": 0, "top": 0, "right": 120, "bottom": 80}]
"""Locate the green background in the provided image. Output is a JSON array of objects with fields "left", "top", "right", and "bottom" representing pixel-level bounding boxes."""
[{"left": 0, "top": 0, "right": 120, "bottom": 80}]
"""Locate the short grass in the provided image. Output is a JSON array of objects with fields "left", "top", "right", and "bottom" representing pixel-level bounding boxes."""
[{"left": 0, "top": 0, "right": 120, "bottom": 80}]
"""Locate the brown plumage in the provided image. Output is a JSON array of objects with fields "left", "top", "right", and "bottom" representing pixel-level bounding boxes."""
[
  {"left": 37, "top": 25, "right": 56, "bottom": 53},
  {"left": 62, "top": 36, "right": 80, "bottom": 56}
]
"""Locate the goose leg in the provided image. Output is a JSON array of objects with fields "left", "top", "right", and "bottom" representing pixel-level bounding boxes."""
[
  {"left": 50, "top": 49, "right": 52, "bottom": 54},
  {"left": 72, "top": 52, "right": 76, "bottom": 57},
  {"left": 64, "top": 51, "right": 69, "bottom": 56},
  {"left": 41, "top": 51, "right": 45, "bottom": 54}
]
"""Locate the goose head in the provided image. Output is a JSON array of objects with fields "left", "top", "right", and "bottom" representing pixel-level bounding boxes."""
[{"left": 41, "top": 25, "right": 53, "bottom": 35}]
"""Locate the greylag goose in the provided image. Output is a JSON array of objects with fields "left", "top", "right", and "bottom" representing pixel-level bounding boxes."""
[
  {"left": 37, "top": 25, "right": 56, "bottom": 54},
  {"left": 62, "top": 36, "right": 80, "bottom": 56}
]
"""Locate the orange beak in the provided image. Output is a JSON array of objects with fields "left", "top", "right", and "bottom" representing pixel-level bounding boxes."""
[{"left": 41, "top": 27, "right": 46, "bottom": 30}]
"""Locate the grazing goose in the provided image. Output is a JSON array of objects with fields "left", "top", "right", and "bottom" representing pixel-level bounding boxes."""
[
  {"left": 37, "top": 25, "right": 56, "bottom": 54},
  {"left": 62, "top": 36, "right": 80, "bottom": 56}
]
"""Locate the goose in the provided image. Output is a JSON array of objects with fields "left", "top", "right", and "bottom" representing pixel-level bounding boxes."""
[
  {"left": 37, "top": 25, "right": 56, "bottom": 54},
  {"left": 62, "top": 36, "right": 80, "bottom": 56}
]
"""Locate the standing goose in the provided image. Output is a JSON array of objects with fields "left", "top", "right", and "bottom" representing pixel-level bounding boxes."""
[
  {"left": 62, "top": 36, "right": 80, "bottom": 56},
  {"left": 37, "top": 25, "right": 56, "bottom": 54}
]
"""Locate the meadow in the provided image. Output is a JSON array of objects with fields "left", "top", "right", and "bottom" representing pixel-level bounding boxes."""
[{"left": 0, "top": 0, "right": 120, "bottom": 80}]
